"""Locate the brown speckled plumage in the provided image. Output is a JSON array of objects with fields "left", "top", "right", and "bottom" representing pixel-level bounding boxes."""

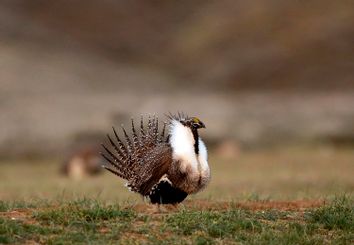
[{"left": 101, "top": 115, "right": 172, "bottom": 196}]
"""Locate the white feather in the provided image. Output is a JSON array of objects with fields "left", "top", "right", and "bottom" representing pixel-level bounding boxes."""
[
  {"left": 169, "top": 120, "right": 198, "bottom": 170},
  {"left": 169, "top": 119, "right": 209, "bottom": 176},
  {"left": 198, "top": 138, "right": 209, "bottom": 175}
]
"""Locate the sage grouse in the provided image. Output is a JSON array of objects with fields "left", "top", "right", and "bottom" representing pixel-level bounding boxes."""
[{"left": 101, "top": 113, "right": 210, "bottom": 204}]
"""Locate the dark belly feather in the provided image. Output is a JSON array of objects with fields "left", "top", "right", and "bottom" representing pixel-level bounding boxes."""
[{"left": 148, "top": 180, "right": 188, "bottom": 204}]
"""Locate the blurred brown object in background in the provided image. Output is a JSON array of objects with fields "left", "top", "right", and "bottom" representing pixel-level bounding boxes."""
[
  {"left": 215, "top": 139, "right": 241, "bottom": 160},
  {"left": 61, "top": 147, "right": 103, "bottom": 179}
]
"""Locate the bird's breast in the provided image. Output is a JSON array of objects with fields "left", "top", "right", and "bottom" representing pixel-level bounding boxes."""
[{"left": 169, "top": 156, "right": 210, "bottom": 194}]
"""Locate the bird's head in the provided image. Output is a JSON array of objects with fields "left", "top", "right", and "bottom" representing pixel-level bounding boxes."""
[
  {"left": 180, "top": 117, "right": 206, "bottom": 130},
  {"left": 167, "top": 113, "right": 206, "bottom": 131}
]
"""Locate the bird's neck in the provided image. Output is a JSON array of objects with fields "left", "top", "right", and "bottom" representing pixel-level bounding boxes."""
[
  {"left": 169, "top": 120, "right": 199, "bottom": 160},
  {"left": 191, "top": 128, "right": 199, "bottom": 155}
]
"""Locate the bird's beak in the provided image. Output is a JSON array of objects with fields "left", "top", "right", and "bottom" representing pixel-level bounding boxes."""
[{"left": 199, "top": 121, "right": 206, "bottom": 129}]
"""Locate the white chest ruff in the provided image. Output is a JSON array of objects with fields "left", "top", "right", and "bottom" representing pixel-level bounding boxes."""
[{"left": 169, "top": 120, "right": 210, "bottom": 192}]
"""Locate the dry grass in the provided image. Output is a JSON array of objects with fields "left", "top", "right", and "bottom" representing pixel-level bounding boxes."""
[{"left": 0, "top": 145, "right": 353, "bottom": 202}]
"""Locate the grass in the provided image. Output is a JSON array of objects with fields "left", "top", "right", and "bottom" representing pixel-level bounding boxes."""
[
  {"left": 32, "top": 199, "right": 135, "bottom": 225},
  {"left": 0, "top": 196, "right": 353, "bottom": 244},
  {"left": 305, "top": 196, "right": 354, "bottom": 231},
  {"left": 0, "top": 146, "right": 353, "bottom": 243},
  {"left": 0, "top": 146, "right": 353, "bottom": 201}
]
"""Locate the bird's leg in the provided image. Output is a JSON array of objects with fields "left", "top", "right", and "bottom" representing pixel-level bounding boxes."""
[
  {"left": 172, "top": 202, "right": 185, "bottom": 212},
  {"left": 145, "top": 203, "right": 160, "bottom": 214}
]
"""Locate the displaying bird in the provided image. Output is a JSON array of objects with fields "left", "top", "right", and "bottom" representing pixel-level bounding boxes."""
[{"left": 100, "top": 113, "right": 210, "bottom": 204}]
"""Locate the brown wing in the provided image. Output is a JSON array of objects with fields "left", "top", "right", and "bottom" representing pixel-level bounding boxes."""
[
  {"left": 129, "top": 144, "right": 172, "bottom": 195},
  {"left": 101, "top": 115, "right": 172, "bottom": 196}
]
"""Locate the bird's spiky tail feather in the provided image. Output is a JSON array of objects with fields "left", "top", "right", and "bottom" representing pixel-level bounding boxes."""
[{"left": 101, "top": 115, "right": 172, "bottom": 196}]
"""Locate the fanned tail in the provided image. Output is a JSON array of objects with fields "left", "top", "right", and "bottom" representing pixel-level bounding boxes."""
[{"left": 100, "top": 115, "right": 170, "bottom": 194}]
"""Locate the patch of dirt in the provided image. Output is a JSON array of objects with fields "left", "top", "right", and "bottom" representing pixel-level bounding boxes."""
[
  {"left": 247, "top": 200, "right": 324, "bottom": 211},
  {"left": 0, "top": 208, "right": 36, "bottom": 224},
  {"left": 0, "top": 200, "right": 325, "bottom": 221},
  {"left": 98, "top": 227, "right": 111, "bottom": 234},
  {"left": 187, "top": 199, "right": 325, "bottom": 211},
  {"left": 120, "top": 231, "right": 149, "bottom": 243},
  {"left": 131, "top": 203, "right": 180, "bottom": 214},
  {"left": 131, "top": 199, "right": 325, "bottom": 214}
]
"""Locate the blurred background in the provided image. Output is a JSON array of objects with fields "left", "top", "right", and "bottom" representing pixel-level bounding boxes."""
[{"left": 0, "top": 0, "right": 353, "bottom": 201}]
